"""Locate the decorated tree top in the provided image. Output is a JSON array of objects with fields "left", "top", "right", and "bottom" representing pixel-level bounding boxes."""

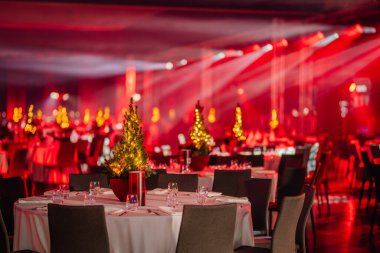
[
  {"left": 106, "top": 98, "right": 148, "bottom": 179},
  {"left": 24, "top": 104, "right": 37, "bottom": 135},
  {"left": 190, "top": 101, "right": 211, "bottom": 156},
  {"left": 232, "top": 104, "right": 246, "bottom": 143}
]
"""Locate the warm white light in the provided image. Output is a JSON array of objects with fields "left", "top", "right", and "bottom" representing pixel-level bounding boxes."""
[
  {"left": 363, "top": 26, "right": 376, "bottom": 34},
  {"left": 62, "top": 93, "right": 70, "bottom": 101},
  {"left": 178, "top": 133, "right": 186, "bottom": 145},
  {"left": 132, "top": 93, "right": 141, "bottom": 102},
  {"left": 292, "top": 109, "right": 299, "bottom": 117},
  {"left": 179, "top": 59, "right": 188, "bottom": 66},
  {"left": 262, "top": 44, "right": 273, "bottom": 52},
  {"left": 214, "top": 52, "right": 226, "bottom": 61},
  {"left": 303, "top": 107, "right": 310, "bottom": 115},
  {"left": 50, "top": 92, "right": 59, "bottom": 100},
  {"left": 165, "top": 62, "right": 174, "bottom": 70},
  {"left": 154, "top": 146, "right": 161, "bottom": 153}
]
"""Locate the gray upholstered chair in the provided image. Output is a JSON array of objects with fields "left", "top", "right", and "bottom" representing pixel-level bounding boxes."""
[
  {"left": 0, "top": 210, "right": 38, "bottom": 253},
  {"left": 235, "top": 194, "right": 305, "bottom": 253},
  {"left": 213, "top": 169, "right": 251, "bottom": 197},
  {"left": 69, "top": 173, "right": 109, "bottom": 191},
  {"left": 176, "top": 204, "right": 237, "bottom": 253},
  {"left": 245, "top": 178, "right": 272, "bottom": 235},
  {"left": 157, "top": 173, "right": 198, "bottom": 192},
  {"left": 48, "top": 204, "right": 110, "bottom": 253}
]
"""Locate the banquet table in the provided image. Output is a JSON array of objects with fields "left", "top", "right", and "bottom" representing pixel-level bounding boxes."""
[{"left": 14, "top": 190, "right": 254, "bottom": 253}]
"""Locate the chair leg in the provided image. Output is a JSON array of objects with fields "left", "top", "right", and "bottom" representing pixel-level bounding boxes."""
[
  {"left": 324, "top": 181, "right": 330, "bottom": 215},
  {"left": 369, "top": 202, "right": 378, "bottom": 237},
  {"left": 367, "top": 178, "right": 373, "bottom": 210},
  {"left": 358, "top": 177, "right": 366, "bottom": 208},
  {"left": 310, "top": 208, "right": 316, "bottom": 248}
]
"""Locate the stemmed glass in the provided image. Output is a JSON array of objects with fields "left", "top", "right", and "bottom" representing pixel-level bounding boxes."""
[
  {"left": 125, "top": 194, "right": 138, "bottom": 211},
  {"left": 89, "top": 181, "right": 100, "bottom": 195},
  {"left": 196, "top": 185, "right": 208, "bottom": 205},
  {"left": 167, "top": 182, "right": 178, "bottom": 208}
]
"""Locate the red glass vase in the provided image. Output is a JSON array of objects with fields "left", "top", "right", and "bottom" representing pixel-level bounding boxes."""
[
  {"left": 129, "top": 171, "right": 146, "bottom": 206},
  {"left": 109, "top": 178, "right": 129, "bottom": 202}
]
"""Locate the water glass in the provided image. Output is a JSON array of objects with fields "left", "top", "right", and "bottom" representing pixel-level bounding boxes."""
[
  {"left": 89, "top": 180, "right": 100, "bottom": 195},
  {"left": 125, "top": 194, "right": 138, "bottom": 211},
  {"left": 83, "top": 191, "right": 96, "bottom": 205},
  {"left": 52, "top": 190, "right": 63, "bottom": 204},
  {"left": 196, "top": 185, "right": 208, "bottom": 205},
  {"left": 59, "top": 184, "right": 69, "bottom": 199},
  {"left": 167, "top": 182, "right": 178, "bottom": 208}
]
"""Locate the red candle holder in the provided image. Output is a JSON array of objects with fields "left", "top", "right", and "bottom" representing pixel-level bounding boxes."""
[{"left": 128, "top": 171, "right": 146, "bottom": 206}]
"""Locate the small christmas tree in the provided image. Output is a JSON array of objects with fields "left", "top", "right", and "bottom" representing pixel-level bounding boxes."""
[
  {"left": 24, "top": 104, "right": 37, "bottom": 135},
  {"left": 232, "top": 104, "right": 246, "bottom": 143},
  {"left": 190, "top": 101, "right": 211, "bottom": 156},
  {"left": 107, "top": 98, "right": 148, "bottom": 179}
]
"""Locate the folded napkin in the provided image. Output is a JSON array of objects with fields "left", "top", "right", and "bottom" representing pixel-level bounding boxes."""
[
  {"left": 99, "top": 188, "right": 114, "bottom": 195},
  {"left": 207, "top": 192, "right": 223, "bottom": 197},
  {"left": 158, "top": 206, "right": 182, "bottom": 215},
  {"left": 105, "top": 206, "right": 125, "bottom": 216},
  {"left": 149, "top": 188, "right": 169, "bottom": 195},
  {"left": 18, "top": 197, "right": 52, "bottom": 204},
  {"left": 215, "top": 197, "right": 249, "bottom": 204}
]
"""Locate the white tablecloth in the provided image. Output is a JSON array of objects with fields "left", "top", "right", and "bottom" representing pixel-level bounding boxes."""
[{"left": 14, "top": 191, "right": 254, "bottom": 253}]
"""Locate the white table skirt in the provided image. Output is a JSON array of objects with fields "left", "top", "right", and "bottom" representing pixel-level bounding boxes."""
[{"left": 14, "top": 191, "right": 254, "bottom": 253}]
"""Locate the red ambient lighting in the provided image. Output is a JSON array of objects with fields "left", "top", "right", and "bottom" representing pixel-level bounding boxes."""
[
  {"left": 275, "top": 39, "right": 288, "bottom": 48},
  {"left": 345, "top": 24, "right": 364, "bottom": 37},
  {"left": 302, "top": 32, "right": 325, "bottom": 46},
  {"left": 349, "top": 82, "right": 357, "bottom": 93}
]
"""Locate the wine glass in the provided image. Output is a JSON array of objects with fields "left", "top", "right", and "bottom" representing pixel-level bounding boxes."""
[
  {"left": 89, "top": 181, "right": 100, "bottom": 195},
  {"left": 167, "top": 182, "right": 178, "bottom": 208},
  {"left": 125, "top": 194, "right": 138, "bottom": 211},
  {"left": 196, "top": 185, "right": 208, "bottom": 205}
]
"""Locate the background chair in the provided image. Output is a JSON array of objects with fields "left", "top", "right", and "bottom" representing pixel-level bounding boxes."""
[
  {"left": 237, "top": 155, "right": 264, "bottom": 167},
  {"left": 69, "top": 173, "right": 109, "bottom": 191},
  {"left": 245, "top": 178, "right": 272, "bottom": 236},
  {"left": 157, "top": 174, "right": 198, "bottom": 192},
  {"left": 48, "top": 204, "right": 110, "bottom": 253},
  {"left": 296, "top": 185, "right": 316, "bottom": 253},
  {"left": 7, "top": 148, "right": 30, "bottom": 196},
  {"left": 176, "top": 204, "right": 237, "bottom": 253},
  {"left": 145, "top": 169, "right": 166, "bottom": 190},
  {"left": 0, "top": 177, "right": 26, "bottom": 237},
  {"left": 213, "top": 169, "right": 251, "bottom": 197},
  {"left": 208, "top": 155, "right": 232, "bottom": 166},
  {"left": 235, "top": 194, "right": 305, "bottom": 253},
  {"left": 1, "top": 210, "right": 38, "bottom": 253}
]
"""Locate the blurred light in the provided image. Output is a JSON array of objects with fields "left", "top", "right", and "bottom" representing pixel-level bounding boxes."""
[
  {"left": 302, "top": 32, "right": 325, "bottom": 46},
  {"left": 169, "top": 109, "right": 176, "bottom": 120},
  {"left": 62, "top": 93, "right": 70, "bottom": 101},
  {"left": 346, "top": 24, "right": 363, "bottom": 37},
  {"left": 115, "top": 123, "right": 123, "bottom": 130},
  {"left": 208, "top": 108, "right": 216, "bottom": 123},
  {"left": 179, "top": 59, "right": 188, "bottom": 66},
  {"left": 237, "top": 88, "right": 244, "bottom": 95},
  {"left": 104, "top": 125, "right": 110, "bottom": 133},
  {"left": 303, "top": 107, "right": 310, "bottom": 115},
  {"left": 349, "top": 82, "right": 357, "bottom": 92},
  {"left": 214, "top": 52, "right": 226, "bottom": 61},
  {"left": 363, "top": 26, "right": 376, "bottom": 34},
  {"left": 356, "top": 84, "right": 368, "bottom": 93},
  {"left": 165, "top": 62, "right": 174, "bottom": 70},
  {"left": 339, "top": 100, "right": 349, "bottom": 118},
  {"left": 291, "top": 109, "right": 299, "bottom": 117},
  {"left": 178, "top": 133, "right": 186, "bottom": 145},
  {"left": 50, "top": 92, "right": 59, "bottom": 100},
  {"left": 154, "top": 146, "right": 161, "bottom": 153},
  {"left": 52, "top": 109, "right": 58, "bottom": 116},
  {"left": 313, "top": 33, "right": 339, "bottom": 47},
  {"left": 262, "top": 44, "right": 273, "bottom": 52},
  {"left": 275, "top": 39, "right": 288, "bottom": 48},
  {"left": 132, "top": 93, "right": 141, "bottom": 102},
  {"left": 151, "top": 107, "right": 160, "bottom": 123}
]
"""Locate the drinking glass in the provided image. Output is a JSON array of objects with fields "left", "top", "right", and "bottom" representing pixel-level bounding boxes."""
[
  {"left": 196, "top": 185, "right": 208, "bottom": 205},
  {"left": 59, "top": 184, "right": 69, "bottom": 199},
  {"left": 89, "top": 181, "right": 100, "bottom": 195},
  {"left": 125, "top": 194, "right": 138, "bottom": 211},
  {"left": 83, "top": 191, "right": 96, "bottom": 205},
  {"left": 167, "top": 182, "right": 178, "bottom": 208},
  {"left": 52, "top": 190, "right": 63, "bottom": 204}
]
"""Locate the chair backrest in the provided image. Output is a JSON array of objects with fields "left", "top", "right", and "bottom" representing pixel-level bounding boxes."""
[
  {"left": 0, "top": 177, "right": 25, "bottom": 236},
  {"left": 295, "top": 145, "right": 312, "bottom": 169},
  {"left": 69, "top": 173, "right": 109, "bottom": 191},
  {"left": 208, "top": 155, "right": 232, "bottom": 166},
  {"left": 271, "top": 194, "right": 305, "bottom": 253},
  {"left": 157, "top": 174, "right": 198, "bottom": 192},
  {"left": 57, "top": 141, "right": 78, "bottom": 167},
  {"left": 276, "top": 166, "right": 306, "bottom": 207},
  {"left": 48, "top": 204, "right": 110, "bottom": 253},
  {"left": 146, "top": 169, "right": 167, "bottom": 190},
  {"left": 245, "top": 178, "right": 272, "bottom": 233},
  {"left": 9, "top": 147, "right": 28, "bottom": 177},
  {"left": 176, "top": 204, "right": 237, "bottom": 253},
  {"left": 213, "top": 169, "right": 251, "bottom": 197},
  {"left": 237, "top": 155, "right": 264, "bottom": 167},
  {"left": 278, "top": 154, "right": 304, "bottom": 174},
  {"left": 0, "top": 210, "right": 10, "bottom": 253},
  {"left": 296, "top": 185, "right": 316, "bottom": 253}
]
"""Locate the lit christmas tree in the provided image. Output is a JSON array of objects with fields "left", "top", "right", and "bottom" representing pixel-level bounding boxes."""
[
  {"left": 107, "top": 98, "right": 148, "bottom": 179},
  {"left": 190, "top": 101, "right": 211, "bottom": 155},
  {"left": 24, "top": 104, "right": 37, "bottom": 135},
  {"left": 56, "top": 106, "right": 70, "bottom": 129},
  {"left": 232, "top": 104, "right": 246, "bottom": 143}
]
